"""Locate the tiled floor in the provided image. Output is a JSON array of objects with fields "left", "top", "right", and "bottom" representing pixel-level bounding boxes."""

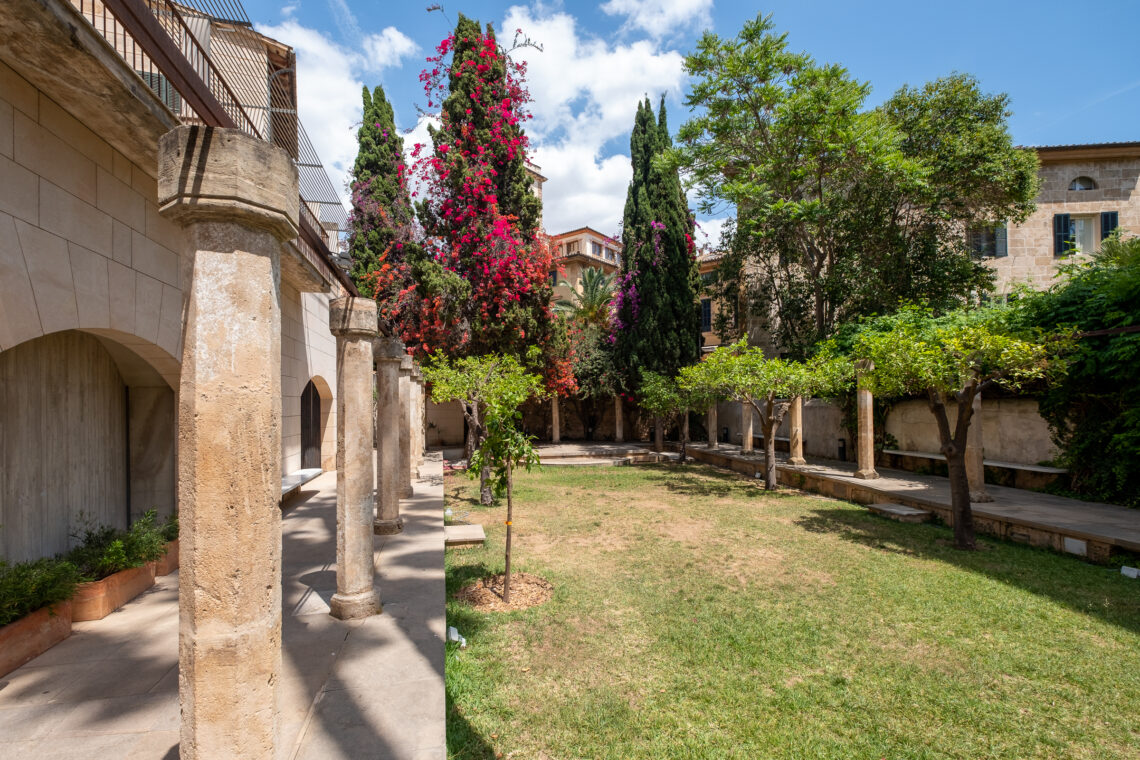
[{"left": 0, "top": 455, "right": 446, "bottom": 760}]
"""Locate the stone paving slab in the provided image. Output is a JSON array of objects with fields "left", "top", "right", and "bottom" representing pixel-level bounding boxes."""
[
  {"left": 868, "top": 503, "right": 932, "bottom": 523},
  {"left": 444, "top": 523, "right": 486, "bottom": 547},
  {"left": 0, "top": 456, "right": 446, "bottom": 760}
]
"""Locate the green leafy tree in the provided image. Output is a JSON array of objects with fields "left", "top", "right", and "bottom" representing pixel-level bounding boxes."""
[
  {"left": 679, "top": 341, "right": 850, "bottom": 489},
  {"left": 853, "top": 307, "right": 1064, "bottom": 549},
  {"left": 423, "top": 352, "right": 544, "bottom": 602},
  {"left": 674, "top": 14, "right": 1038, "bottom": 356},
  {"left": 638, "top": 371, "right": 714, "bottom": 460},
  {"left": 611, "top": 96, "right": 701, "bottom": 388},
  {"left": 1013, "top": 234, "right": 1140, "bottom": 505}
]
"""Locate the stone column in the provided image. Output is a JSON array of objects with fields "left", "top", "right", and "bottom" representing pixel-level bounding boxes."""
[
  {"left": 412, "top": 367, "right": 425, "bottom": 467},
  {"left": 741, "top": 401, "right": 754, "bottom": 453},
  {"left": 854, "top": 359, "right": 879, "bottom": 480},
  {"left": 399, "top": 356, "right": 414, "bottom": 498},
  {"left": 158, "top": 125, "right": 294, "bottom": 760},
  {"left": 614, "top": 396, "right": 624, "bottom": 442},
  {"left": 788, "top": 396, "right": 806, "bottom": 466},
  {"left": 551, "top": 396, "right": 561, "bottom": 443},
  {"left": 708, "top": 405, "right": 718, "bottom": 449},
  {"left": 966, "top": 390, "right": 992, "bottom": 502},
  {"left": 373, "top": 337, "right": 404, "bottom": 535},
  {"left": 328, "top": 298, "right": 381, "bottom": 621}
]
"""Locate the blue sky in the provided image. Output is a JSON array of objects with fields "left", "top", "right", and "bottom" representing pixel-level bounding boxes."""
[{"left": 242, "top": 0, "right": 1140, "bottom": 242}]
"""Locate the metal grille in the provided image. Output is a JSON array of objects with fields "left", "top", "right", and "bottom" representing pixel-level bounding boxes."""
[{"left": 67, "top": 0, "right": 354, "bottom": 290}]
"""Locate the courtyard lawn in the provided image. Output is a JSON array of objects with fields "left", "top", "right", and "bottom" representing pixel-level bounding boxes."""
[{"left": 443, "top": 463, "right": 1140, "bottom": 760}]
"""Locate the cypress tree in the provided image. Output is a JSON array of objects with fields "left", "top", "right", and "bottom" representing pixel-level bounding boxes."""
[
  {"left": 612, "top": 96, "right": 701, "bottom": 389},
  {"left": 347, "top": 85, "right": 416, "bottom": 299}
]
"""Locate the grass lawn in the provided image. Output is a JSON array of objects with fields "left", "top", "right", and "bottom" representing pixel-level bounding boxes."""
[{"left": 443, "top": 462, "right": 1140, "bottom": 760}]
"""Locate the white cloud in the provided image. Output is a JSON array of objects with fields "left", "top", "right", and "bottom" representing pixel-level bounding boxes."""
[
  {"left": 694, "top": 216, "right": 729, "bottom": 250},
  {"left": 501, "top": 5, "right": 687, "bottom": 234},
  {"left": 600, "top": 0, "right": 714, "bottom": 40},
  {"left": 362, "top": 27, "right": 418, "bottom": 73}
]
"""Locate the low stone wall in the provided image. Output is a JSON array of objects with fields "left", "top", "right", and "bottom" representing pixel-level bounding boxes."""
[{"left": 885, "top": 398, "right": 1056, "bottom": 466}]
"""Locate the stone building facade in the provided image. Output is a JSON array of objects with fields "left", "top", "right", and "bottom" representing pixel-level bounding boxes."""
[
  {"left": 549, "top": 226, "right": 622, "bottom": 304},
  {"left": 985, "top": 142, "right": 1140, "bottom": 292},
  {"left": 0, "top": 0, "right": 344, "bottom": 559}
]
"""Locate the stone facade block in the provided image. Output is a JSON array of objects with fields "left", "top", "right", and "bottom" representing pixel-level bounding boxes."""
[
  {"left": 0, "top": 212, "right": 41, "bottom": 350},
  {"left": 97, "top": 166, "right": 146, "bottom": 231},
  {"left": 16, "top": 218, "right": 78, "bottom": 335},
  {"left": 15, "top": 109, "right": 97, "bottom": 204},
  {"left": 0, "top": 98, "right": 13, "bottom": 159},
  {"left": 69, "top": 242, "right": 111, "bottom": 329},
  {"left": 0, "top": 153, "right": 38, "bottom": 223},
  {"left": 39, "top": 177, "right": 113, "bottom": 257}
]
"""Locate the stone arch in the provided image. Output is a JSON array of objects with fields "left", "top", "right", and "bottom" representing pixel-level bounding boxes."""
[
  {"left": 300, "top": 375, "right": 334, "bottom": 471},
  {"left": 0, "top": 328, "right": 178, "bottom": 562}
]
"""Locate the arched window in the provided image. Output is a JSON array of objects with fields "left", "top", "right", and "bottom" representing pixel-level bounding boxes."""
[{"left": 1069, "top": 176, "right": 1097, "bottom": 191}]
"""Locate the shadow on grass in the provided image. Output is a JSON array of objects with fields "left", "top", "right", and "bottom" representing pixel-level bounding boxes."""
[
  {"left": 794, "top": 507, "right": 1140, "bottom": 635},
  {"left": 446, "top": 659, "right": 497, "bottom": 760},
  {"left": 636, "top": 461, "right": 803, "bottom": 500}
]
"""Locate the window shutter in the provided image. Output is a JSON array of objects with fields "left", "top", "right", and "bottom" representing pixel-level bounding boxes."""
[
  {"left": 994, "top": 224, "right": 1008, "bottom": 257},
  {"left": 1101, "top": 211, "right": 1119, "bottom": 240},
  {"left": 1053, "top": 214, "right": 1072, "bottom": 256}
]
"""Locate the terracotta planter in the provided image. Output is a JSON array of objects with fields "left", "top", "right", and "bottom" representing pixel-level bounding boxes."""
[
  {"left": 0, "top": 601, "right": 73, "bottom": 678},
  {"left": 155, "top": 539, "right": 180, "bottom": 576},
  {"left": 71, "top": 562, "right": 156, "bottom": 622}
]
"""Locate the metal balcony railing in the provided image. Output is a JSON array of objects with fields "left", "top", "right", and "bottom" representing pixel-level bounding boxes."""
[{"left": 68, "top": 0, "right": 356, "bottom": 294}]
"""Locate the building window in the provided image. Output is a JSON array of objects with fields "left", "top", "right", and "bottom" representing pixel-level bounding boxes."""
[
  {"left": 1069, "top": 176, "right": 1097, "bottom": 191},
  {"left": 1054, "top": 211, "right": 1119, "bottom": 255},
  {"left": 700, "top": 299, "right": 712, "bottom": 332},
  {"left": 567, "top": 240, "right": 579, "bottom": 254},
  {"left": 550, "top": 270, "right": 558, "bottom": 286},
  {"left": 590, "top": 241, "right": 603, "bottom": 257},
  {"left": 968, "top": 224, "right": 1007, "bottom": 258}
]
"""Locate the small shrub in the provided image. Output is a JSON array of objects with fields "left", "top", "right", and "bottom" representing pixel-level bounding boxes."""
[
  {"left": 0, "top": 558, "right": 81, "bottom": 627},
  {"left": 67, "top": 510, "right": 168, "bottom": 582},
  {"left": 160, "top": 513, "right": 179, "bottom": 543}
]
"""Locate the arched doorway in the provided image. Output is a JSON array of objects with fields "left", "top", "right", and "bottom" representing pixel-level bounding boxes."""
[{"left": 300, "top": 379, "right": 321, "bottom": 469}]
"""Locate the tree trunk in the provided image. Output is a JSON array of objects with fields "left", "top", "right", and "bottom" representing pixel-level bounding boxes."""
[
  {"left": 479, "top": 464, "right": 493, "bottom": 506},
  {"left": 503, "top": 458, "right": 513, "bottom": 604},
  {"left": 928, "top": 387, "right": 978, "bottom": 550},
  {"left": 654, "top": 416, "right": 663, "bottom": 453},
  {"left": 762, "top": 417, "right": 778, "bottom": 490},
  {"left": 945, "top": 452, "right": 976, "bottom": 550},
  {"left": 463, "top": 402, "right": 477, "bottom": 460},
  {"left": 680, "top": 413, "right": 689, "bottom": 463}
]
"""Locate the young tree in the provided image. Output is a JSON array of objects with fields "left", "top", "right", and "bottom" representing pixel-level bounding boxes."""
[
  {"left": 423, "top": 353, "right": 543, "bottom": 601},
  {"left": 638, "top": 371, "right": 714, "bottom": 460},
  {"left": 555, "top": 267, "right": 614, "bottom": 329},
  {"left": 674, "top": 14, "right": 1038, "bottom": 357},
  {"left": 679, "top": 341, "right": 850, "bottom": 489},
  {"left": 853, "top": 307, "right": 1063, "bottom": 549},
  {"left": 611, "top": 96, "right": 701, "bottom": 389}
]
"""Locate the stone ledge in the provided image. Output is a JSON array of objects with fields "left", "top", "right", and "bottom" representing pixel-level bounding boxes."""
[{"left": 445, "top": 524, "right": 486, "bottom": 548}]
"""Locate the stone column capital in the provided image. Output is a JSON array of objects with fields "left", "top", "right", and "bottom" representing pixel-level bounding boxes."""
[
  {"left": 157, "top": 126, "right": 299, "bottom": 242},
  {"left": 328, "top": 297, "right": 378, "bottom": 339},
  {"left": 373, "top": 336, "right": 406, "bottom": 363},
  {"left": 399, "top": 355, "right": 414, "bottom": 375}
]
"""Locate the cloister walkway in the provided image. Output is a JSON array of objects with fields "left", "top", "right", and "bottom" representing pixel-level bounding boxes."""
[{"left": 0, "top": 456, "right": 446, "bottom": 760}]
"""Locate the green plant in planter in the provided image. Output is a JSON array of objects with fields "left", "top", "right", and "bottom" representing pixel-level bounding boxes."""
[
  {"left": 160, "top": 513, "right": 179, "bottom": 543},
  {"left": 0, "top": 559, "right": 81, "bottom": 627},
  {"left": 67, "top": 510, "right": 168, "bottom": 582}
]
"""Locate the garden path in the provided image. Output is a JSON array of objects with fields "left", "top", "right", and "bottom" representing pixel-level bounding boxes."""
[{"left": 0, "top": 456, "right": 446, "bottom": 760}]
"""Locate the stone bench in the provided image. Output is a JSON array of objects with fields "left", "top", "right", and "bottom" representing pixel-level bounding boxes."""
[
  {"left": 281, "top": 468, "right": 322, "bottom": 501},
  {"left": 879, "top": 449, "right": 1066, "bottom": 491},
  {"left": 445, "top": 524, "right": 486, "bottom": 548}
]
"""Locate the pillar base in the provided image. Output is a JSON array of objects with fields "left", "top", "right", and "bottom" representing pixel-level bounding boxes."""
[
  {"left": 329, "top": 589, "right": 380, "bottom": 621},
  {"left": 401, "top": 485, "right": 414, "bottom": 498},
  {"left": 970, "top": 491, "right": 994, "bottom": 503},
  {"left": 854, "top": 469, "right": 879, "bottom": 480},
  {"left": 788, "top": 456, "right": 806, "bottom": 466},
  {"left": 373, "top": 517, "right": 405, "bottom": 535}
]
